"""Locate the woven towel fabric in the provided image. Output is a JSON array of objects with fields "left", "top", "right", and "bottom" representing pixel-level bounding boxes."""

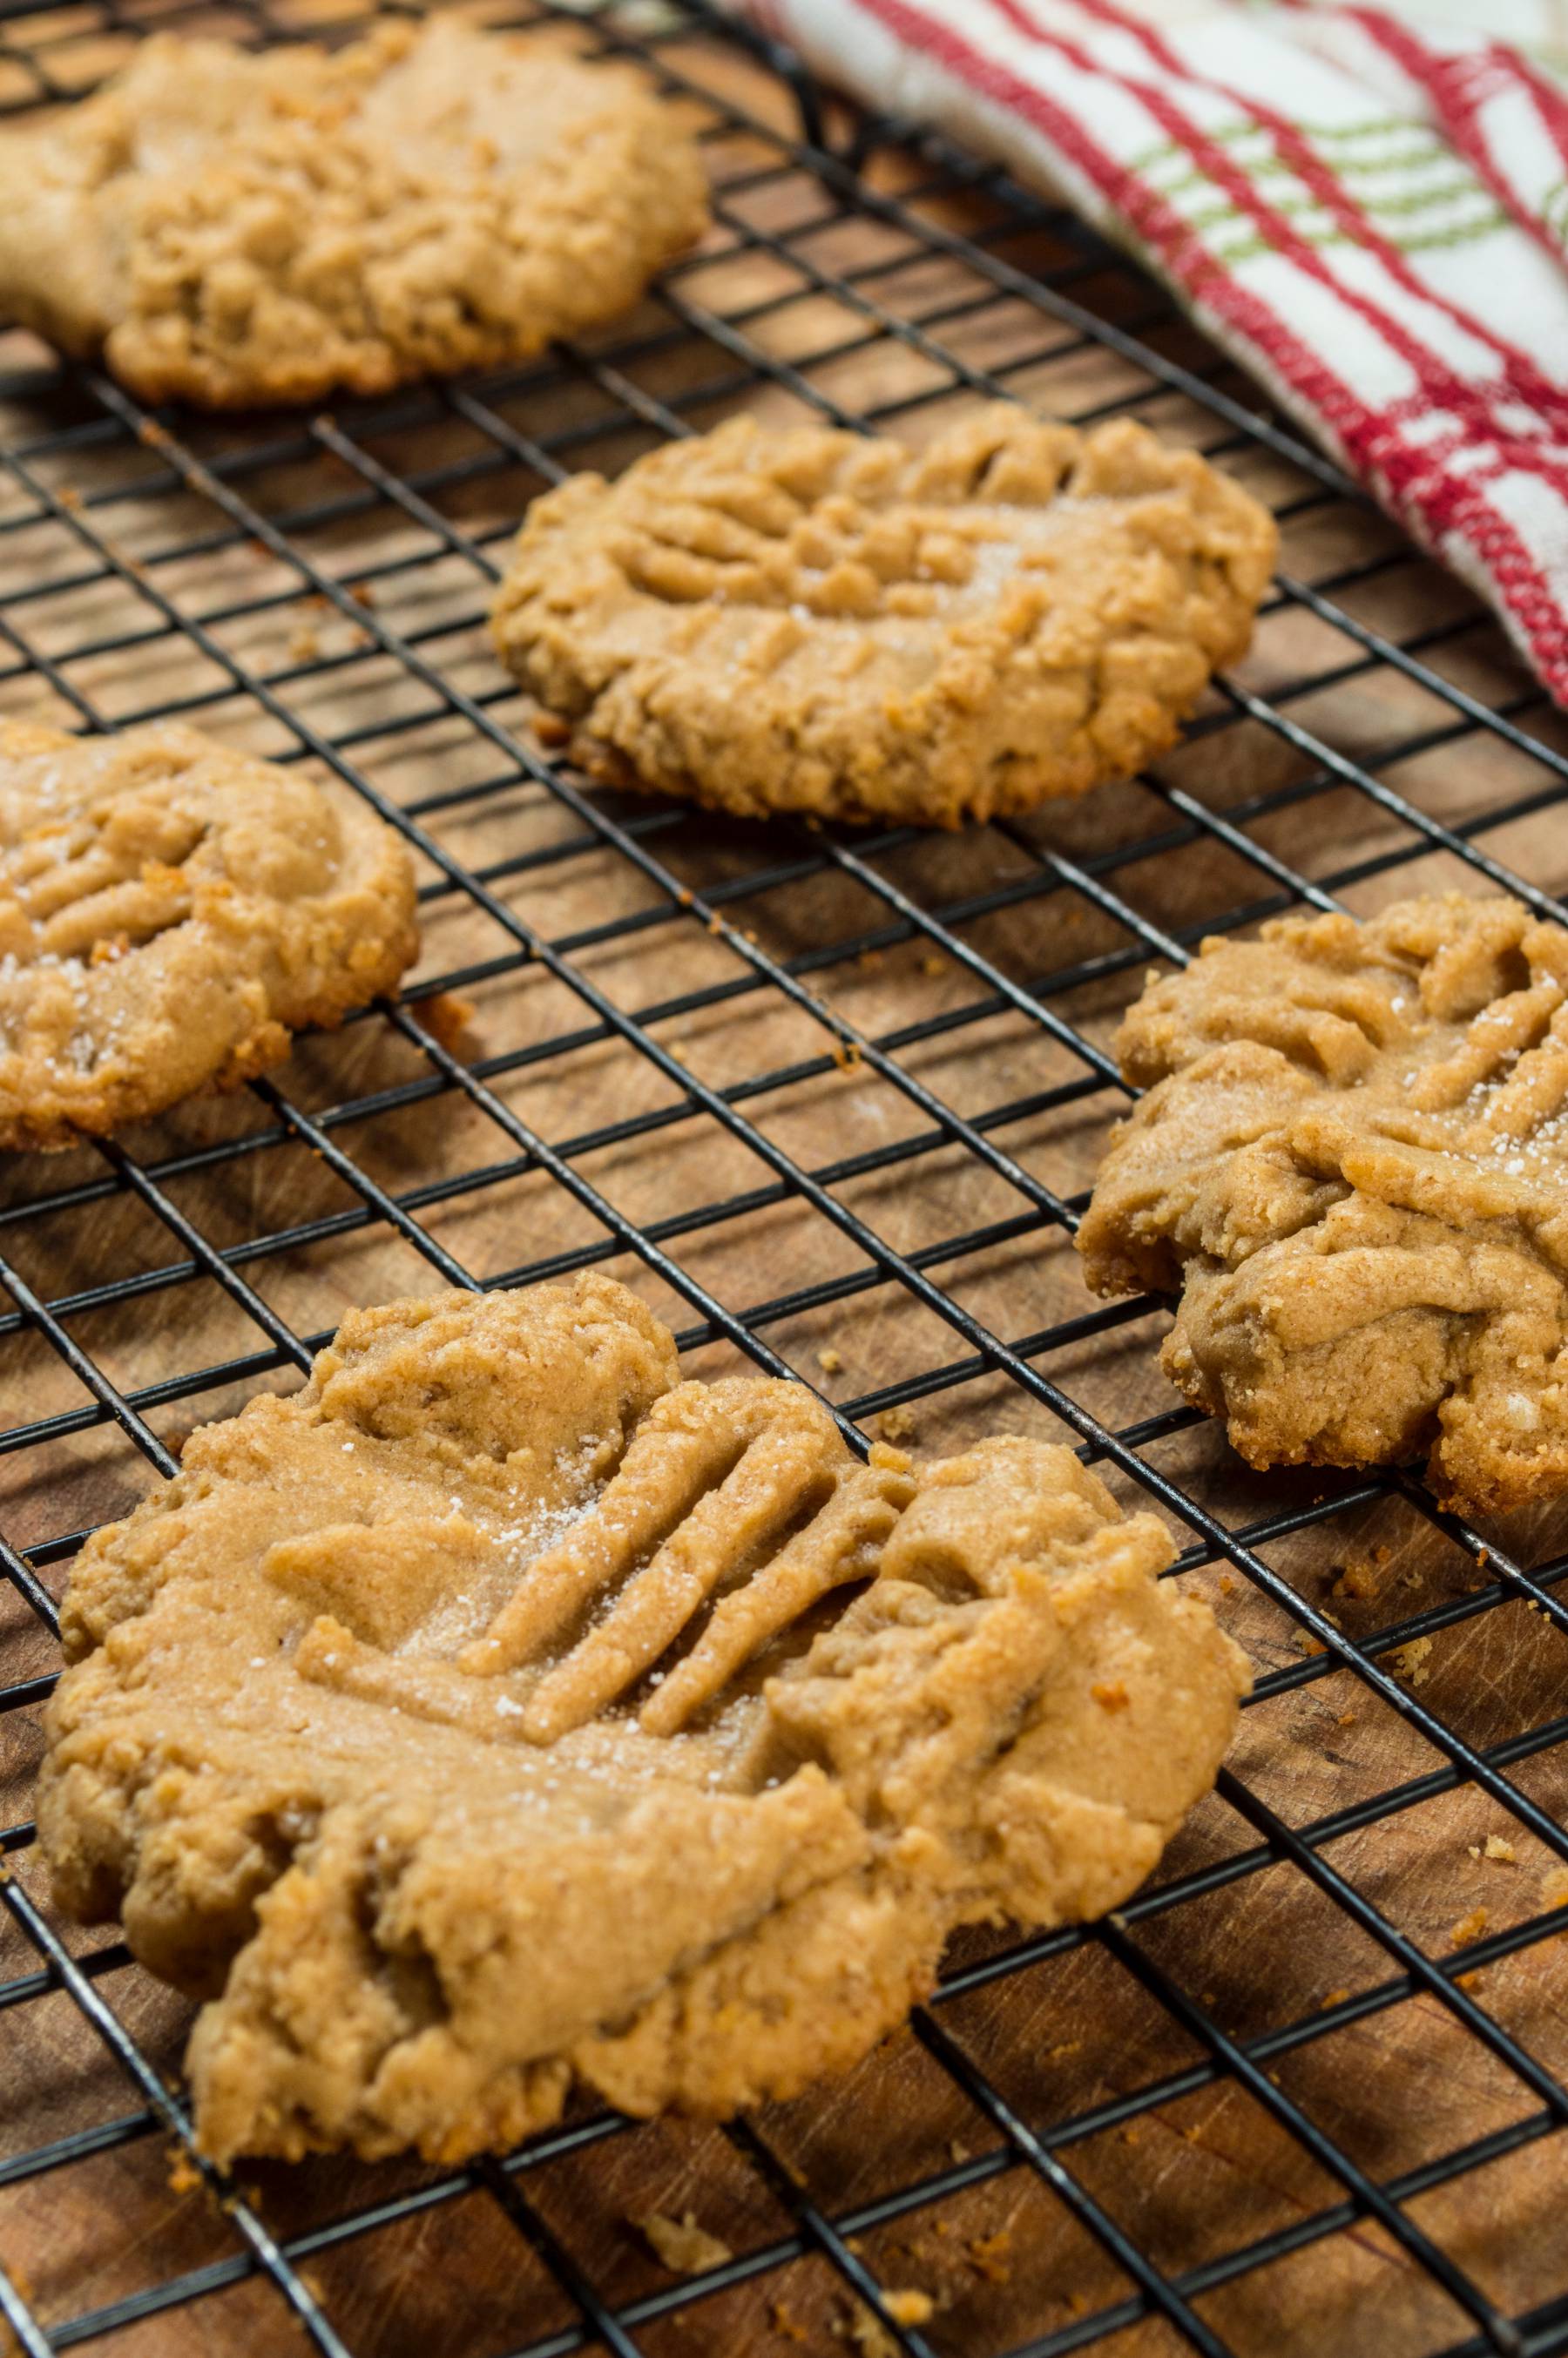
[{"left": 733, "top": 0, "right": 1568, "bottom": 703}]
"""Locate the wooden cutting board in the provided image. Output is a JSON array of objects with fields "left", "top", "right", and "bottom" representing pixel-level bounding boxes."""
[{"left": 1, "top": 5, "right": 1567, "bottom": 2354}]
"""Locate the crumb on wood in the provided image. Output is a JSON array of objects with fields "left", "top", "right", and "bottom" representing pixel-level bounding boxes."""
[
  {"left": 166, "top": 2147, "right": 201, "bottom": 2195},
  {"left": 1449, "top": 1905, "right": 1488, "bottom": 1949},
  {"left": 1331, "top": 1545, "right": 1391, "bottom": 1604},
  {"left": 831, "top": 1034, "right": 864, "bottom": 1073},
  {"left": 1321, "top": 1986, "right": 1350, "bottom": 2009},
  {"left": 875, "top": 1405, "right": 916, "bottom": 1445},
  {"left": 920, "top": 952, "right": 947, "bottom": 978},
  {"left": 884, "top": 2289, "right": 935, "bottom": 2328},
  {"left": 967, "top": 2228, "right": 1012, "bottom": 2284},
  {"left": 1336, "top": 1710, "right": 1355, "bottom": 1727},
  {"left": 1293, "top": 1632, "right": 1327, "bottom": 1656},
  {"left": 948, "top": 2138, "right": 970, "bottom": 2165},
  {"left": 533, "top": 710, "right": 572, "bottom": 747},
  {"left": 1543, "top": 1865, "right": 1568, "bottom": 1910},
  {"left": 1455, "top": 1968, "right": 1486, "bottom": 1990},
  {"left": 287, "top": 623, "right": 321, "bottom": 664},
  {"left": 857, "top": 948, "right": 884, "bottom": 972},
  {"left": 770, "top": 2300, "right": 809, "bottom": 2342},
  {"left": 635, "top": 2211, "right": 733, "bottom": 2276},
  {"left": 817, "top": 1347, "right": 843, "bottom": 1375},
  {"left": 348, "top": 578, "right": 376, "bottom": 609},
  {"left": 1484, "top": 1834, "right": 1517, "bottom": 1862},
  {"left": 1218, "top": 1572, "right": 1234, "bottom": 1595}
]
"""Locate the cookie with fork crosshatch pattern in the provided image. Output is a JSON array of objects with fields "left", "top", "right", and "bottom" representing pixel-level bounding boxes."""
[
  {"left": 1078, "top": 894, "right": 1568, "bottom": 1519},
  {"left": 0, "top": 717, "right": 417, "bottom": 1152},
  {"left": 490, "top": 403, "right": 1278, "bottom": 828},
  {"left": 38, "top": 1274, "right": 1248, "bottom": 2165},
  {"left": 0, "top": 19, "right": 708, "bottom": 409}
]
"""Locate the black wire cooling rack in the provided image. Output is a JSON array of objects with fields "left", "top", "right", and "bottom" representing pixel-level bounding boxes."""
[{"left": 3, "top": 3, "right": 1568, "bottom": 2354}]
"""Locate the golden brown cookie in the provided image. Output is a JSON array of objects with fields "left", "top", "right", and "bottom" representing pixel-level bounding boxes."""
[
  {"left": 1078, "top": 893, "right": 1568, "bottom": 1518},
  {"left": 490, "top": 403, "right": 1277, "bottom": 827},
  {"left": 0, "top": 20, "right": 707, "bottom": 408},
  {"left": 39, "top": 1274, "right": 1247, "bottom": 2165},
  {"left": 0, "top": 718, "right": 417, "bottom": 1151}
]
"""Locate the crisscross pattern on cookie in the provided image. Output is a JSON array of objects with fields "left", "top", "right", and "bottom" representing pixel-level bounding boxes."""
[
  {"left": 458, "top": 1378, "right": 915, "bottom": 1739},
  {"left": 1079, "top": 893, "right": 1568, "bottom": 1515},
  {"left": 0, "top": 19, "right": 708, "bottom": 409},
  {"left": 39, "top": 1277, "right": 1247, "bottom": 2165},
  {"left": 0, "top": 717, "right": 416, "bottom": 1150},
  {"left": 491, "top": 403, "right": 1278, "bottom": 828}
]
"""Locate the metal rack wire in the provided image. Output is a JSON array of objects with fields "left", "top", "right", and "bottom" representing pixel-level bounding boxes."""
[{"left": 1, "top": 2, "right": 1567, "bottom": 2353}]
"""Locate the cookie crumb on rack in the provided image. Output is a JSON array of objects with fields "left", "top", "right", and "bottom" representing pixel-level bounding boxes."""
[
  {"left": 419, "top": 992, "right": 477, "bottom": 1056},
  {"left": 1390, "top": 1637, "right": 1433, "bottom": 1687}
]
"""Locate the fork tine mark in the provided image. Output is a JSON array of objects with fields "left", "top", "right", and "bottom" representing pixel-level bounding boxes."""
[
  {"left": 639, "top": 1461, "right": 913, "bottom": 1737},
  {"left": 520, "top": 1394, "right": 839, "bottom": 1744}
]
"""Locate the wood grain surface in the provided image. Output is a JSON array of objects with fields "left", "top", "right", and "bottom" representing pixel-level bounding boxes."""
[{"left": 1, "top": 4, "right": 1567, "bottom": 2354}]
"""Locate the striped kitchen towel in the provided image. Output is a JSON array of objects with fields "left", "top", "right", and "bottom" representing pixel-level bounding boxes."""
[{"left": 730, "top": 0, "right": 1568, "bottom": 704}]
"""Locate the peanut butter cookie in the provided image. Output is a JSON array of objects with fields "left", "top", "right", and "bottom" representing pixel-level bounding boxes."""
[
  {"left": 490, "top": 404, "right": 1276, "bottom": 827},
  {"left": 0, "top": 718, "right": 417, "bottom": 1151},
  {"left": 0, "top": 19, "right": 707, "bottom": 408},
  {"left": 40, "top": 1274, "right": 1247, "bottom": 2165},
  {"left": 1078, "top": 894, "right": 1568, "bottom": 1518}
]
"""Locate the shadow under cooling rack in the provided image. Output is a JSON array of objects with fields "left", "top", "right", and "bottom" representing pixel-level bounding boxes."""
[{"left": 1, "top": 3, "right": 1568, "bottom": 2355}]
